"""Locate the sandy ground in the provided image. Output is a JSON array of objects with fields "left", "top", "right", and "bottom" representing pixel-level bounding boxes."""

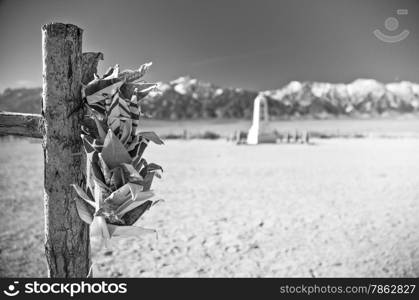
[{"left": 0, "top": 138, "right": 419, "bottom": 277}]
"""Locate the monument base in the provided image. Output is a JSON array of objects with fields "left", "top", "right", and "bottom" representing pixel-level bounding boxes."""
[{"left": 247, "top": 123, "right": 277, "bottom": 145}]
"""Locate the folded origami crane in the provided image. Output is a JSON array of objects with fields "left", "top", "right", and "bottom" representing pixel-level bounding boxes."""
[{"left": 72, "top": 62, "right": 164, "bottom": 250}]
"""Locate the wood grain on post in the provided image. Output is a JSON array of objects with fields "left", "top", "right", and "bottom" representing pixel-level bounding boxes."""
[
  {"left": 42, "top": 23, "right": 90, "bottom": 278},
  {"left": 82, "top": 52, "right": 103, "bottom": 84}
]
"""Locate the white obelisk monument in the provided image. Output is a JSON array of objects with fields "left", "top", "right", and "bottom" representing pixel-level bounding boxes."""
[{"left": 247, "top": 93, "right": 276, "bottom": 144}]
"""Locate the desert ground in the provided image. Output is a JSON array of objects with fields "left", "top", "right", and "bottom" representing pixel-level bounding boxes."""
[
  {"left": 141, "top": 117, "right": 419, "bottom": 138},
  {"left": 1, "top": 121, "right": 419, "bottom": 277}
]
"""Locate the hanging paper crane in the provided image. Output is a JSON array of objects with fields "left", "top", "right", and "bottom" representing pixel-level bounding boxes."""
[{"left": 73, "top": 62, "right": 164, "bottom": 250}]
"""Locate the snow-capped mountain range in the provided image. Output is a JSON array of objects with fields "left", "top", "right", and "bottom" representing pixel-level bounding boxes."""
[{"left": 1, "top": 77, "right": 419, "bottom": 119}]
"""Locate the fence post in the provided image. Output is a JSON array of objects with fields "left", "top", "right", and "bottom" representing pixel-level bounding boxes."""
[
  {"left": 82, "top": 52, "right": 104, "bottom": 84},
  {"left": 42, "top": 23, "right": 89, "bottom": 277}
]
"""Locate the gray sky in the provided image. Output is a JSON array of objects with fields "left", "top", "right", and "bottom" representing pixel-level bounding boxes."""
[{"left": 0, "top": 0, "right": 418, "bottom": 91}]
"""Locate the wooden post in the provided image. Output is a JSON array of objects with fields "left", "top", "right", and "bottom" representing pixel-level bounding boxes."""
[
  {"left": 82, "top": 52, "right": 104, "bottom": 84},
  {"left": 0, "top": 24, "right": 103, "bottom": 277},
  {"left": 42, "top": 23, "right": 89, "bottom": 278}
]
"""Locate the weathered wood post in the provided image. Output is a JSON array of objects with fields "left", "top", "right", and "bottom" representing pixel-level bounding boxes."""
[
  {"left": 0, "top": 23, "right": 103, "bottom": 277},
  {"left": 42, "top": 23, "right": 89, "bottom": 277},
  {"left": 81, "top": 52, "right": 104, "bottom": 84}
]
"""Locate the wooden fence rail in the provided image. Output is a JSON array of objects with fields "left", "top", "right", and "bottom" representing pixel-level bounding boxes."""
[{"left": 0, "top": 112, "right": 43, "bottom": 138}]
